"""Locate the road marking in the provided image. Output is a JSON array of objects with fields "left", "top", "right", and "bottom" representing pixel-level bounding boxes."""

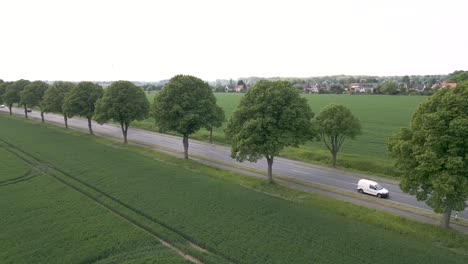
[{"left": 291, "top": 169, "right": 310, "bottom": 174}]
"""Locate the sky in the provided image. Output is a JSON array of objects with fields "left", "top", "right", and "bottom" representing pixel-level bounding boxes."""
[{"left": 1, "top": 0, "right": 467, "bottom": 82}]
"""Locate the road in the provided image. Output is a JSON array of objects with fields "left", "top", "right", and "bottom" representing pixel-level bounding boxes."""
[{"left": 2, "top": 107, "right": 467, "bottom": 221}]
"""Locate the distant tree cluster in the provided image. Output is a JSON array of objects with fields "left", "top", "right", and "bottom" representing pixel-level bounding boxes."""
[{"left": 141, "top": 83, "right": 163, "bottom": 92}]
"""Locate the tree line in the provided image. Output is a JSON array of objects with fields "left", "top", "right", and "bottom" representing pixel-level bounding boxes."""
[{"left": 1, "top": 76, "right": 466, "bottom": 228}]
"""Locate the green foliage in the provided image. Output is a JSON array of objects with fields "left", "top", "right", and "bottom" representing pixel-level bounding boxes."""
[
  {"left": 376, "top": 81, "right": 400, "bottom": 95},
  {"left": 315, "top": 104, "right": 362, "bottom": 167},
  {"left": 20, "top": 81, "right": 49, "bottom": 109},
  {"left": 329, "top": 84, "right": 344, "bottom": 94},
  {"left": 225, "top": 80, "right": 315, "bottom": 180},
  {"left": 388, "top": 81, "right": 468, "bottom": 221},
  {"left": 3, "top": 79, "right": 30, "bottom": 108},
  {"left": 446, "top": 70, "right": 468, "bottom": 83},
  {"left": 1, "top": 115, "right": 467, "bottom": 264},
  {"left": 42, "top": 81, "right": 75, "bottom": 115},
  {"left": 153, "top": 75, "right": 219, "bottom": 136},
  {"left": 94, "top": 80, "right": 149, "bottom": 143},
  {"left": 0, "top": 81, "right": 7, "bottom": 103},
  {"left": 152, "top": 75, "right": 222, "bottom": 158},
  {"left": 63, "top": 81, "right": 103, "bottom": 119}
]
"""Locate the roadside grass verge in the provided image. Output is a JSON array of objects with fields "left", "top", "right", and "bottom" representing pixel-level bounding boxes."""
[{"left": 1, "top": 113, "right": 467, "bottom": 264}]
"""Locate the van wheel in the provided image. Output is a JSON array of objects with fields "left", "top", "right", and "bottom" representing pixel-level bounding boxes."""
[
  {"left": 377, "top": 193, "right": 382, "bottom": 198},
  {"left": 358, "top": 189, "right": 363, "bottom": 194}
]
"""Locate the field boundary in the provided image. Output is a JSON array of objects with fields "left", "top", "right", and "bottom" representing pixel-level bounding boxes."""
[{"left": 0, "top": 138, "right": 234, "bottom": 264}]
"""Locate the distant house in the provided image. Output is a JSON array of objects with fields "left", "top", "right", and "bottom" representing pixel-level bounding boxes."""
[
  {"left": 225, "top": 85, "right": 236, "bottom": 93},
  {"left": 349, "top": 83, "right": 377, "bottom": 93},
  {"left": 224, "top": 83, "right": 248, "bottom": 93},
  {"left": 435, "top": 82, "right": 457, "bottom": 89}
]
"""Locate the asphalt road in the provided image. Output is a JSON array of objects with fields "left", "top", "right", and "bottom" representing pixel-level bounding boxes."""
[{"left": 2, "top": 107, "right": 467, "bottom": 220}]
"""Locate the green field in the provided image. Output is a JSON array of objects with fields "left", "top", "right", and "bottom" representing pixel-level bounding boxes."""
[
  {"left": 1, "top": 113, "right": 467, "bottom": 263},
  {"left": 139, "top": 92, "right": 427, "bottom": 176},
  {"left": 0, "top": 140, "right": 188, "bottom": 263}
]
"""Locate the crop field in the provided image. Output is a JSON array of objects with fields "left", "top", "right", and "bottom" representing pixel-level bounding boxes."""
[
  {"left": 0, "top": 139, "right": 188, "bottom": 263},
  {"left": 139, "top": 92, "right": 427, "bottom": 176},
  {"left": 1, "top": 114, "right": 467, "bottom": 263}
]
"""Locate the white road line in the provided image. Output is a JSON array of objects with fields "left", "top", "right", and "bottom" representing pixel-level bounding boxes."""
[{"left": 291, "top": 169, "right": 310, "bottom": 174}]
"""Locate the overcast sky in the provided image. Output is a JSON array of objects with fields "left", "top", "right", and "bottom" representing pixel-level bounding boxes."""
[{"left": 1, "top": 0, "right": 467, "bottom": 82}]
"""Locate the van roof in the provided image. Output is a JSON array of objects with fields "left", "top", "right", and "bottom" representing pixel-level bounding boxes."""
[{"left": 358, "top": 179, "right": 378, "bottom": 185}]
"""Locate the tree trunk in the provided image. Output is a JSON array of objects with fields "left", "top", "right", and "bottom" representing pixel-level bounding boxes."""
[
  {"left": 64, "top": 115, "right": 68, "bottom": 128},
  {"left": 8, "top": 106, "right": 12, "bottom": 115},
  {"left": 87, "top": 117, "right": 94, "bottom": 135},
  {"left": 24, "top": 105, "right": 28, "bottom": 119},
  {"left": 183, "top": 135, "right": 189, "bottom": 159},
  {"left": 441, "top": 208, "right": 452, "bottom": 229},
  {"left": 121, "top": 122, "right": 129, "bottom": 144},
  {"left": 332, "top": 152, "right": 337, "bottom": 167},
  {"left": 209, "top": 126, "right": 213, "bottom": 144},
  {"left": 266, "top": 156, "right": 274, "bottom": 182},
  {"left": 41, "top": 111, "right": 44, "bottom": 123}
]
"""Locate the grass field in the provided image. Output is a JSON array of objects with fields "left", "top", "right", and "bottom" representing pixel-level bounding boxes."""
[
  {"left": 138, "top": 92, "right": 427, "bottom": 177},
  {"left": 1, "top": 113, "right": 467, "bottom": 263}
]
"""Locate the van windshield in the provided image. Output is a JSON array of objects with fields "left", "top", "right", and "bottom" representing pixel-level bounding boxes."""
[{"left": 375, "top": 184, "right": 383, "bottom": 190}]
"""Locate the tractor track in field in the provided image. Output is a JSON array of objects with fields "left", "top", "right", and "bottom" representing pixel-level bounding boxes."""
[
  {"left": 0, "top": 169, "right": 39, "bottom": 187},
  {"left": 0, "top": 138, "right": 376, "bottom": 264},
  {"left": 0, "top": 138, "right": 234, "bottom": 264}
]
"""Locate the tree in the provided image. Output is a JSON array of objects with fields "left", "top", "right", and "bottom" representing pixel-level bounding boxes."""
[
  {"left": 388, "top": 81, "right": 468, "bottom": 228},
  {"left": 376, "top": 81, "right": 399, "bottom": 95},
  {"left": 206, "top": 104, "right": 225, "bottom": 144},
  {"left": 446, "top": 70, "right": 468, "bottom": 83},
  {"left": 329, "top": 84, "right": 344, "bottom": 94},
  {"left": 20, "top": 81, "right": 49, "bottom": 121},
  {"left": 0, "top": 81, "right": 9, "bottom": 105},
  {"left": 225, "top": 80, "right": 315, "bottom": 182},
  {"left": 152, "top": 75, "right": 221, "bottom": 159},
  {"left": 63, "top": 82, "right": 103, "bottom": 135},
  {"left": 14, "top": 80, "right": 32, "bottom": 118},
  {"left": 94, "top": 80, "right": 149, "bottom": 143},
  {"left": 402, "top": 75, "right": 411, "bottom": 89},
  {"left": 3, "top": 80, "right": 30, "bottom": 115},
  {"left": 314, "top": 104, "right": 362, "bottom": 167},
  {"left": 41, "top": 81, "right": 75, "bottom": 128}
]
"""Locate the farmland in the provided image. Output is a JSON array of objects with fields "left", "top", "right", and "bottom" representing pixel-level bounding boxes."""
[
  {"left": 138, "top": 93, "right": 427, "bottom": 176},
  {"left": 1, "top": 113, "right": 467, "bottom": 263}
]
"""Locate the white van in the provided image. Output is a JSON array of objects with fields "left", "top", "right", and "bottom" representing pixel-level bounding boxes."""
[{"left": 357, "top": 179, "right": 389, "bottom": 198}]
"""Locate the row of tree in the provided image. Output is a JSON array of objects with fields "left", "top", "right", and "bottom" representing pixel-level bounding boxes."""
[
  {"left": 0, "top": 76, "right": 225, "bottom": 159},
  {"left": 0, "top": 76, "right": 360, "bottom": 176},
  {"left": 2, "top": 76, "right": 465, "bottom": 228}
]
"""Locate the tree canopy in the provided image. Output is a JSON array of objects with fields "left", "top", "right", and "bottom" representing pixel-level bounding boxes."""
[
  {"left": 94, "top": 80, "right": 149, "bottom": 143},
  {"left": 152, "top": 75, "right": 222, "bottom": 158},
  {"left": 315, "top": 104, "right": 361, "bottom": 167},
  {"left": 20, "top": 81, "right": 49, "bottom": 121},
  {"left": 0, "top": 81, "right": 10, "bottom": 105},
  {"left": 41, "top": 81, "right": 75, "bottom": 128},
  {"left": 446, "top": 70, "right": 468, "bottom": 83},
  {"left": 376, "top": 81, "right": 399, "bottom": 95},
  {"left": 225, "top": 80, "right": 315, "bottom": 181},
  {"left": 63, "top": 81, "right": 103, "bottom": 134},
  {"left": 388, "top": 81, "right": 468, "bottom": 228},
  {"left": 3, "top": 79, "right": 30, "bottom": 116}
]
